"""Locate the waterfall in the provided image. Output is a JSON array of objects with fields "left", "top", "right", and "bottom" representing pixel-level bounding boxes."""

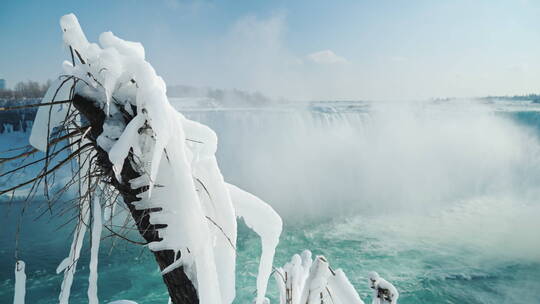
[{"left": 175, "top": 99, "right": 540, "bottom": 224}]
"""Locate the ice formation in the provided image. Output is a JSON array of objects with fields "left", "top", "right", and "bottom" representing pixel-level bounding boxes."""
[
  {"left": 56, "top": 200, "right": 89, "bottom": 304},
  {"left": 13, "top": 260, "right": 26, "bottom": 304},
  {"left": 368, "top": 271, "right": 399, "bottom": 304},
  {"left": 274, "top": 250, "right": 365, "bottom": 304},
  {"left": 88, "top": 197, "right": 102, "bottom": 304},
  {"left": 28, "top": 77, "right": 73, "bottom": 152},
  {"left": 227, "top": 184, "right": 282, "bottom": 304},
  {"left": 27, "top": 13, "right": 282, "bottom": 304}
]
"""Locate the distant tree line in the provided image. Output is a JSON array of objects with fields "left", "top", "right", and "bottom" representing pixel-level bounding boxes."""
[
  {"left": 0, "top": 80, "right": 50, "bottom": 133},
  {"left": 0, "top": 80, "right": 51, "bottom": 99},
  {"left": 167, "top": 84, "right": 273, "bottom": 105}
]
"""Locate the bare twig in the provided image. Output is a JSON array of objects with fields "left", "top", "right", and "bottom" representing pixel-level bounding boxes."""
[{"left": 0, "top": 99, "right": 73, "bottom": 112}]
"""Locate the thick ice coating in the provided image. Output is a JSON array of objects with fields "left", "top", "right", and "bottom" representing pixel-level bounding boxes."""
[
  {"left": 28, "top": 13, "right": 282, "bottom": 304},
  {"left": 227, "top": 184, "right": 282, "bottom": 304},
  {"left": 88, "top": 197, "right": 103, "bottom": 304},
  {"left": 274, "top": 250, "right": 365, "bottom": 304},
  {"left": 14, "top": 261, "right": 26, "bottom": 304},
  {"left": 368, "top": 271, "right": 399, "bottom": 304}
]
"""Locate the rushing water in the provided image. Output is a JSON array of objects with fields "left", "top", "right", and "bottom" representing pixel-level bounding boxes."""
[{"left": 1, "top": 99, "right": 540, "bottom": 303}]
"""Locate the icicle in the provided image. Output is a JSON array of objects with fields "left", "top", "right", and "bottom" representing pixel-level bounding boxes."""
[
  {"left": 227, "top": 184, "right": 282, "bottom": 304},
  {"left": 88, "top": 197, "right": 103, "bottom": 304},
  {"left": 161, "top": 255, "right": 184, "bottom": 275},
  {"left": 57, "top": 202, "right": 89, "bottom": 304},
  {"left": 191, "top": 155, "right": 237, "bottom": 304},
  {"left": 29, "top": 78, "right": 73, "bottom": 151},
  {"left": 108, "top": 114, "right": 145, "bottom": 182},
  {"left": 13, "top": 260, "right": 26, "bottom": 304}
]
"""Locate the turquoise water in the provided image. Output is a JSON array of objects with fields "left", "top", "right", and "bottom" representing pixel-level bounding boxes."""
[
  {"left": 1, "top": 100, "right": 540, "bottom": 303},
  {"left": 1, "top": 202, "right": 539, "bottom": 304}
]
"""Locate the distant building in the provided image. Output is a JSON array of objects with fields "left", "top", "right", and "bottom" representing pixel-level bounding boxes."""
[{"left": 0, "top": 79, "right": 5, "bottom": 90}]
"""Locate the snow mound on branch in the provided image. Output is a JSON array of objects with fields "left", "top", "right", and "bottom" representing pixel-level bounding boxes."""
[
  {"left": 28, "top": 13, "right": 282, "bottom": 304},
  {"left": 274, "top": 250, "right": 365, "bottom": 304},
  {"left": 368, "top": 271, "right": 399, "bottom": 304}
]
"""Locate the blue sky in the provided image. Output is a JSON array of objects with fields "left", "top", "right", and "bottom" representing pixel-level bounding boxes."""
[{"left": 1, "top": 0, "right": 540, "bottom": 100}]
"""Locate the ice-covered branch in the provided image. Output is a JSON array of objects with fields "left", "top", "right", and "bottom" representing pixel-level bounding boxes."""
[
  {"left": 274, "top": 250, "right": 365, "bottom": 304},
  {"left": 368, "top": 272, "right": 399, "bottom": 304},
  {"left": 23, "top": 13, "right": 283, "bottom": 304}
]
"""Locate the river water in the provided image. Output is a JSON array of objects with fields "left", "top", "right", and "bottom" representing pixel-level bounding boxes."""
[{"left": 1, "top": 99, "right": 539, "bottom": 303}]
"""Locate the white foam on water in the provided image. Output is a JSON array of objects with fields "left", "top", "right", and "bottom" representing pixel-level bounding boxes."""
[{"left": 326, "top": 195, "right": 540, "bottom": 262}]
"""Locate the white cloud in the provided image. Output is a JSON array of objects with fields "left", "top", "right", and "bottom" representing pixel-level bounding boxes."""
[
  {"left": 170, "top": 14, "right": 397, "bottom": 100},
  {"left": 201, "top": 17, "right": 357, "bottom": 100},
  {"left": 306, "top": 50, "right": 348, "bottom": 64}
]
